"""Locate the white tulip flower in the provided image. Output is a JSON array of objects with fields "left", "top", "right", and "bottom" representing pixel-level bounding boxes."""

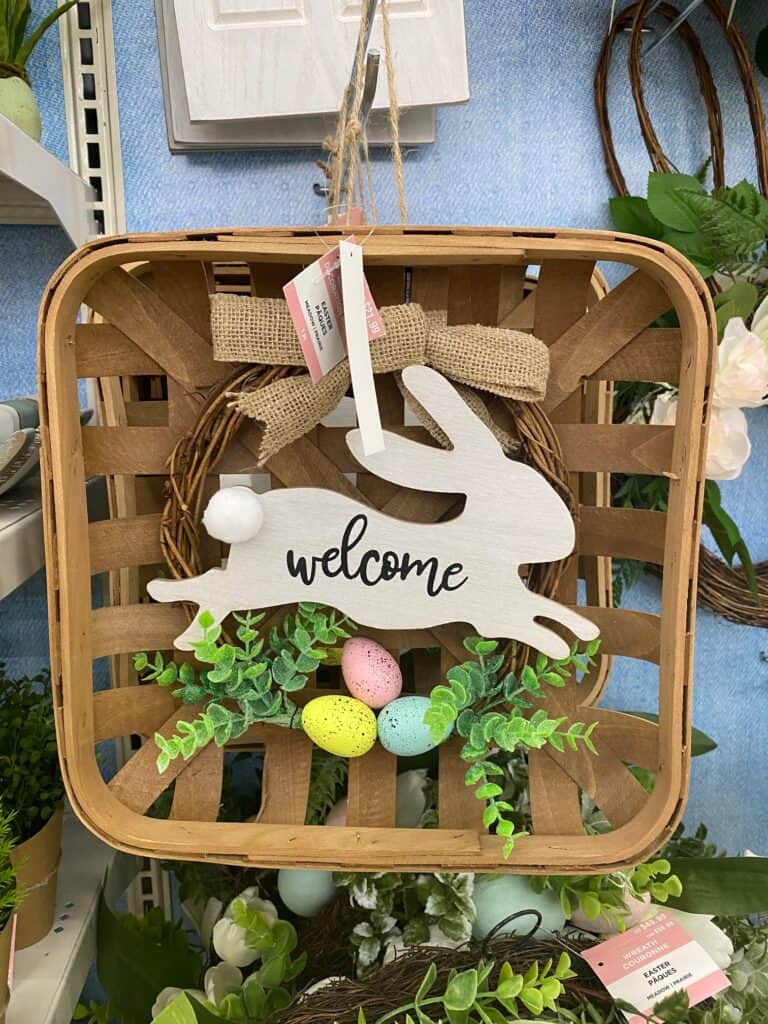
[
  {"left": 212, "top": 887, "right": 278, "bottom": 968},
  {"left": 713, "top": 318, "right": 768, "bottom": 409},
  {"left": 204, "top": 961, "right": 243, "bottom": 1005},
  {"left": 151, "top": 986, "right": 206, "bottom": 1019}
]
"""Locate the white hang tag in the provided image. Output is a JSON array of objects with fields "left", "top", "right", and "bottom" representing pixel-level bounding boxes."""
[
  {"left": 581, "top": 912, "right": 730, "bottom": 1023},
  {"left": 339, "top": 241, "right": 384, "bottom": 455}
]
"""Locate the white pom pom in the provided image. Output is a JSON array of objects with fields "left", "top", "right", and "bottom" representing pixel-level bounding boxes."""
[{"left": 202, "top": 486, "right": 264, "bottom": 544}]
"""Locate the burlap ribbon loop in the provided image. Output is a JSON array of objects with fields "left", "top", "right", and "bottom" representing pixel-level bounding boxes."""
[{"left": 210, "top": 294, "right": 549, "bottom": 463}]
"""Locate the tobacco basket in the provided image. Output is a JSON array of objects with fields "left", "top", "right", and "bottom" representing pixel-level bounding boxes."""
[{"left": 38, "top": 228, "right": 714, "bottom": 873}]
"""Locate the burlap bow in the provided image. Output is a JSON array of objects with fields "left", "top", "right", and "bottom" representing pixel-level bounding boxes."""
[{"left": 210, "top": 294, "right": 550, "bottom": 463}]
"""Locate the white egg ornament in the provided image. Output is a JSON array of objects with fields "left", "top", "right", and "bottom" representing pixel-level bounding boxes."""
[
  {"left": 471, "top": 876, "right": 566, "bottom": 939},
  {"left": 341, "top": 637, "right": 403, "bottom": 709},
  {"left": 377, "top": 696, "right": 452, "bottom": 758},
  {"left": 301, "top": 695, "right": 377, "bottom": 757},
  {"left": 278, "top": 869, "right": 337, "bottom": 917}
]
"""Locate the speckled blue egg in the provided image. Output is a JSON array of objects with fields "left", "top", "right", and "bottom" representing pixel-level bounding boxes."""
[
  {"left": 471, "top": 876, "right": 566, "bottom": 939},
  {"left": 277, "top": 869, "right": 336, "bottom": 917},
  {"left": 377, "top": 696, "right": 452, "bottom": 757}
]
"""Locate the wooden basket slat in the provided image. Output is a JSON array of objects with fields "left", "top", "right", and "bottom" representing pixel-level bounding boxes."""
[
  {"left": 124, "top": 401, "right": 168, "bottom": 427},
  {"left": 347, "top": 747, "right": 398, "bottom": 827},
  {"left": 578, "top": 506, "right": 666, "bottom": 564},
  {"left": 148, "top": 261, "right": 213, "bottom": 340},
  {"left": 578, "top": 607, "right": 660, "bottom": 662},
  {"left": 544, "top": 272, "right": 673, "bottom": 414},
  {"left": 89, "top": 515, "right": 164, "bottom": 574},
  {"left": 533, "top": 260, "right": 597, "bottom": 344},
  {"left": 528, "top": 751, "right": 584, "bottom": 835},
  {"left": 107, "top": 703, "right": 205, "bottom": 813},
  {"left": 557, "top": 424, "right": 673, "bottom": 473},
  {"left": 594, "top": 328, "right": 681, "bottom": 383},
  {"left": 75, "top": 324, "right": 164, "bottom": 377},
  {"left": 39, "top": 228, "right": 715, "bottom": 871},
  {"left": 257, "top": 731, "right": 314, "bottom": 826},
  {"left": 313, "top": 422, "right": 675, "bottom": 475},
  {"left": 170, "top": 742, "right": 223, "bottom": 822},
  {"left": 362, "top": 266, "right": 408, "bottom": 305},
  {"left": 85, "top": 268, "right": 222, "bottom": 388},
  {"left": 93, "top": 686, "right": 176, "bottom": 742},
  {"left": 409, "top": 266, "right": 451, "bottom": 311},
  {"left": 586, "top": 709, "right": 659, "bottom": 772}
]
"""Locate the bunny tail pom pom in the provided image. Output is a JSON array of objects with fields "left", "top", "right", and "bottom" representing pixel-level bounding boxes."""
[{"left": 202, "top": 486, "right": 264, "bottom": 544}]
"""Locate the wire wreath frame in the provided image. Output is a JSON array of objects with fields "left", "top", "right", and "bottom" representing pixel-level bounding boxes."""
[
  {"left": 594, "top": 0, "right": 768, "bottom": 626},
  {"left": 157, "top": 365, "right": 576, "bottom": 667}
]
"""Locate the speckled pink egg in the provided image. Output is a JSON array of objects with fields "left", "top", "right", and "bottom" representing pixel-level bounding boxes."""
[{"left": 341, "top": 637, "right": 402, "bottom": 709}]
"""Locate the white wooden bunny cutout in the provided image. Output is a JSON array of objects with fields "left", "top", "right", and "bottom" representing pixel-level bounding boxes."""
[{"left": 147, "top": 366, "right": 599, "bottom": 658}]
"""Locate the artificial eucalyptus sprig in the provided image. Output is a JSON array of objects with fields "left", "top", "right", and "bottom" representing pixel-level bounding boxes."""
[
  {"left": 425, "top": 637, "right": 600, "bottom": 856},
  {"left": 136, "top": 603, "right": 355, "bottom": 773},
  {"left": 359, "top": 953, "right": 577, "bottom": 1024}
]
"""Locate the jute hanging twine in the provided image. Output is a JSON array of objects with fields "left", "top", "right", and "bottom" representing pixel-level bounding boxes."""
[
  {"left": 321, "top": 0, "right": 408, "bottom": 223},
  {"left": 211, "top": 295, "right": 550, "bottom": 462}
]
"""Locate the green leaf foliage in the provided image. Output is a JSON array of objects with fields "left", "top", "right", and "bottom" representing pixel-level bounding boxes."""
[
  {"left": 371, "top": 954, "right": 576, "bottom": 1024},
  {"left": 425, "top": 640, "right": 600, "bottom": 857},
  {"left": 138, "top": 605, "right": 355, "bottom": 771},
  {"left": 666, "top": 857, "right": 768, "bottom": 916},
  {"left": 0, "top": 664, "right": 64, "bottom": 843},
  {"left": 96, "top": 888, "right": 203, "bottom": 1024},
  {"left": 609, "top": 196, "right": 664, "bottom": 239},
  {"left": 0, "top": 0, "right": 78, "bottom": 73},
  {"left": 0, "top": 808, "right": 22, "bottom": 931},
  {"left": 152, "top": 994, "right": 222, "bottom": 1024},
  {"left": 647, "top": 172, "right": 706, "bottom": 232}
]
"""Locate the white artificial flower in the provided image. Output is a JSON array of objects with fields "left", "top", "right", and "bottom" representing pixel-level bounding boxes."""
[
  {"left": 751, "top": 293, "right": 768, "bottom": 345},
  {"left": 212, "top": 887, "right": 278, "bottom": 968},
  {"left": 650, "top": 392, "right": 751, "bottom": 481},
  {"left": 713, "top": 318, "right": 768, "bottom": 409},
  {"left": 650, "top": 905, "right": 733, "bottom": 970},
  {"left": 705, "top": 407, "right": 751, "bottom": 480},
  {"left": 182, "top": 895, "right": 224, "bottom": 950},
  {"left": 151, "top": 986, "right": 206, "bottom": 1019},
  {"left": 204, "top": 962, "right": 243, "bottom": 1006}
]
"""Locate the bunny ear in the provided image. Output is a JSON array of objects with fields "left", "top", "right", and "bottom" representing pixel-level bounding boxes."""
[
  {"left": 346, "top": 427, "right": 464, "bottom": 494},
  {"left": 400, "top": 365, "right": 500, "bottom": 454}
]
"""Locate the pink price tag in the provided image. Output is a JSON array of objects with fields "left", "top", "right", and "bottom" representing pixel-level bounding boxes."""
[
  {"left": 581, "top": 912, "right": 729, "bottom": 1023},
  {"left": 283, "top": 238, "right": 385, "bottom": 383}
]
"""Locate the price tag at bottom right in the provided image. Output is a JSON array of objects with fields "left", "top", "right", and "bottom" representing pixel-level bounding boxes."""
[{"left": 581, "top": 912, "right": 730, "bottom": 1023}]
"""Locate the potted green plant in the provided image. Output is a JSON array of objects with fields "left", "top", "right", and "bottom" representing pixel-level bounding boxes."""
[
  {"left": 0, "top": 0, "right": 78, "bottom": 140},
  {"left": 0, "top": 809, "right": 23, "bottom": 1024},
  {"left": 0, "top": 664, "right": 64, "bottom": 949}
]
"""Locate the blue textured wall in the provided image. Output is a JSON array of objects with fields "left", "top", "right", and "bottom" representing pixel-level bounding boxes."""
[{"left": 2, "top": 0, "right": 767, "bottom": 850}]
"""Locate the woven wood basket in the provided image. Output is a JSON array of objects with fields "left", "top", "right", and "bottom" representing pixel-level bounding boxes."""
[{"left": 38, "top": 227, "right": 714, "bottom": 873}]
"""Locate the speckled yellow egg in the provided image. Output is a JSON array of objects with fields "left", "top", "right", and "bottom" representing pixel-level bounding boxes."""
[{"left": 301, "top": 695, "right": 377, "bottom": 757}]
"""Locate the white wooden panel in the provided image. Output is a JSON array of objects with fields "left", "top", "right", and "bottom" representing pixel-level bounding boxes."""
[
  {"left": 147, "top": 368, "right": 599, "bottom": 660},
  {"left": 173, "top": 0, "right": 469, "bottom": 121},
  {"left": 155, "top": 0, "right": 436, "bottom": 149}
]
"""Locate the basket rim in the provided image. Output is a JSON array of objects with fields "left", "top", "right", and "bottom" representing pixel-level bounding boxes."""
[{"left": 37, "top": 227, "right": 716, "bottom": 873}]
